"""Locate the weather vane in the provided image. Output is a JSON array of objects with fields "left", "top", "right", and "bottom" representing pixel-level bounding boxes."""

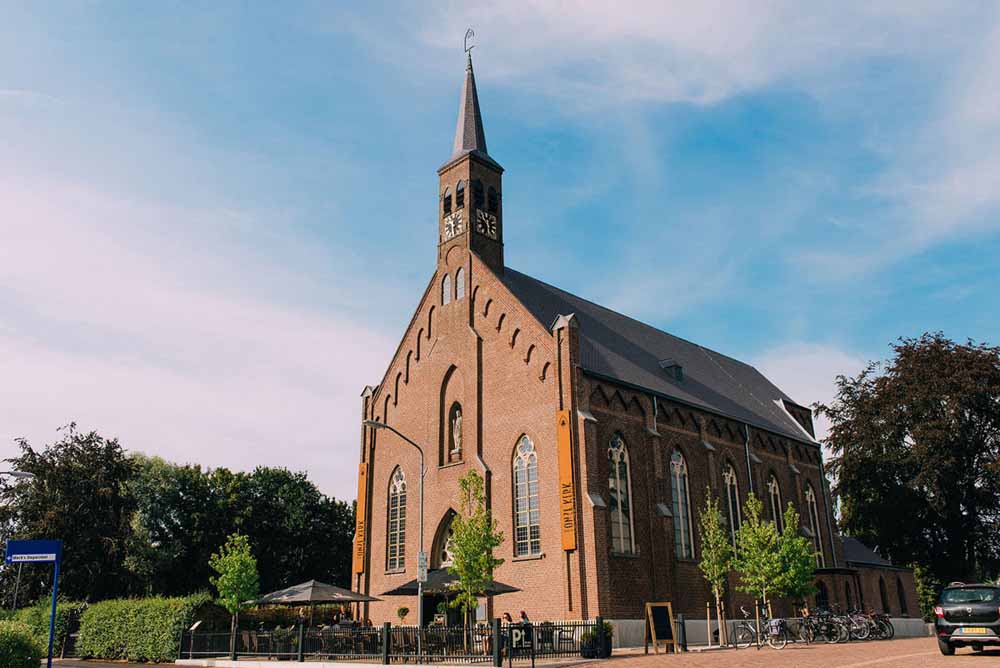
[{"left": 464, "top": 28, "right": 475, "bottom": 54}]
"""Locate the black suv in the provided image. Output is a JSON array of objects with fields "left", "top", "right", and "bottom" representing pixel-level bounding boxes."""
[{"left": 935, "top": 583, "right": 1000, "bottom": 655}]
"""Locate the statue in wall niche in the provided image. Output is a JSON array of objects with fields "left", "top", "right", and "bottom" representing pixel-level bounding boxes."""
[{"left": 451, "top": 408, "right": 463, "bottom": 457}]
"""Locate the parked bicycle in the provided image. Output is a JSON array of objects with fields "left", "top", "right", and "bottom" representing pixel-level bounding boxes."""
[{"left": 734, "top": 606, "right": 790, "bottom": 650}]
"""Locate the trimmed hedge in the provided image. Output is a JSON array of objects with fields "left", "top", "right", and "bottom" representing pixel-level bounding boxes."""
[
  {"left": 0, "top": 621, "right": 44, "bottom": 668},
  {"left": 77, "top": 593, "right": 212, "bottom": 662},
  {"left": 14, "top": 599, "right": 87, "bottom": 653}
]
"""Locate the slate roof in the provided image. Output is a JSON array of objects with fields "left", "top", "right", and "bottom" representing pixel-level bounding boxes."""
[
  {"left": 842, "top": 537, "right": 893, "bottom": 567},
  {"left": 442, "top": 52, "right": 502, "bottom": 172},
  {"left": 500, "top": 268, "right": 818, "bottom": 445}
]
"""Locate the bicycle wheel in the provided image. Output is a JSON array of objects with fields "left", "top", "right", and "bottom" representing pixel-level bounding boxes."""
[
  {"left": 822, "top": 622, "right": 839, "bottom": 644},
  {"left": 852, "top": 619, "right": 870, "bottom": 640},
  {"left": 798, "top": 622, "right": 814, "bottom": 644},
  {"left": 884, "top": 619, "right": 894, "bottom": 640},
  {"left": 836, "top": 622, "right": 850, "bottom": 643},
  {"left": 767, "top": 628, "right": 788, "bottom": 650},
  {"left": 735, "top": 626, "right": 755, "bottom": 649}
]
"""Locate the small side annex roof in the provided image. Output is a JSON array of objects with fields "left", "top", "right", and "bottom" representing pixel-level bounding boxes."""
[{"left": 500, "top": 267, "right": 818, "bottom": 445}]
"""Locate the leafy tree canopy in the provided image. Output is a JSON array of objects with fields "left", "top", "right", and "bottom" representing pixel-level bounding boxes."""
[
  {"left": 732, "top": 495, "right": 781, "bottom": 606},
  {"left": 447, "top": 470, "right": 504, "bottom": 621},
  {"left": 2, "top": 426, "right": 354, "bottom": 605},
  {"left": 209, "top": 533, "right": 259, "bottom": 616},
  {"left": 816, "top": 333, "right": 1000, "bottom": 584}
]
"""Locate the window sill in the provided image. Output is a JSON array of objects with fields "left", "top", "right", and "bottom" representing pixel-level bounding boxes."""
[
  {"left": 675, "top": 557, "right": 698, "bottom": 564},
  {"left": 384, "top": 568, "right": 407, "bottom": 576},
  {"left": 439, "top": 460, "right": 465, "bottom": 470},
  {"left": 512, "top": 552, "right": 545, "bottom": 562},
  {"left": 610, "top": 551, "right": 639, "bottom": 559}
]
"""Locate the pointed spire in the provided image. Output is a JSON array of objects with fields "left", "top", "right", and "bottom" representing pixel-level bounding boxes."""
[{"left": 451, "top": 51, "right": 488, "bottom": 159}]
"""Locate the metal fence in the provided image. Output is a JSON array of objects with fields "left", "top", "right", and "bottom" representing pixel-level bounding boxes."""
[{"left": 179, "top": 618, "right": 610, "bottom": 664}]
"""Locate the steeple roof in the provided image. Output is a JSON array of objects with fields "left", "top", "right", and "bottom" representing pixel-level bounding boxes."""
[{"left": 444, "top": 52, "right": 501, "bottom": 171}]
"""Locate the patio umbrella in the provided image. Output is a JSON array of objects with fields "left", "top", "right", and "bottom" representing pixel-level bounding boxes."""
[
  {"left": 251, "top": 580, "right": 380, "bottom": 625},
  {"left": 381, "top": 569, "right": 520, "bottom": 596}
]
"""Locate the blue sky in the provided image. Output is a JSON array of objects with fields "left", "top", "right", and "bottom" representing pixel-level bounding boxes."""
[{"left": 2, "top": 2, "right": 999, "bottom": 499}]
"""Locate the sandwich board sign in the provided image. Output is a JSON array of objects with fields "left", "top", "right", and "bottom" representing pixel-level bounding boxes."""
[
  {"left": 644, "top": 601, "right": 679, "bottom": 654},
  {"left": 5, "top": 540, "right": 62, "bottom": 668}
]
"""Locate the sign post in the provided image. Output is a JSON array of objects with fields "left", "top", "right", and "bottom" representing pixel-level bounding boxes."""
[
  {"left": 5, "top": 540, "right": 63, "bottom": 668},
  {"left": 417, "top": 550, "right": 428, "bottom": 583}
]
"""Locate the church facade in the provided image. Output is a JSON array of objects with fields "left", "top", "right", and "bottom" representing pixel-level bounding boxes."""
[{"left": 351, "top": 54, "right": 917, "bottom": 623}]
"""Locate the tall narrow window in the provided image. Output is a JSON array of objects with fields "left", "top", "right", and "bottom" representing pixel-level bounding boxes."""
[
  {"left": 845, "top": 582, "right": 853, "bottom": 611},
  {"left": 487, "top": 186, "right": 498, "bottom": 213},
  {"left": 513, "top": 436, "right": 541, "bottom": 557},
  {"left": 816, "top": 581, "right": 829, "bottom": 609},
  {"left": 805, "top": 483, "right": 825, "bottom": 567},
  {"left": 442, "top": 274, "right": 452, "bottom": 305},
  {"left": 442, "top": 187, "right": 452, "bottom": 215},
  {"left": 455, "top": 267, "right": 466, "bottom": 300},
  {"left": 671, "top": 450, "right": 694, "bottom": 559},
  {"left": 608, "top": 435, "right": 635, "bottom": 554},
  {"left": 879, "top": 577, "right": 889, "bottom": 613},
  {"left": 896, "top": 576, "right": 908, "bottom": 616},
  {"left": 386, "top": 468, "right": 407, "bottom": 571},
  {"left": 722, "top": 464, "right": 742, "bottom": 548},
  {"left": 455, "top": 180, "right": 465, "bottom": 208},
  {"left": 472, "top": 179, "right": 484, "bottom": 208},
  {"left": 767, "top": 475, "right": 784, "bottom": 533}
]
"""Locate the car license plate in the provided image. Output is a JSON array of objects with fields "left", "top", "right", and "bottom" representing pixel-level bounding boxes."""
[{"left": 959, "top": 627, "right": 987, "bottom": 635}]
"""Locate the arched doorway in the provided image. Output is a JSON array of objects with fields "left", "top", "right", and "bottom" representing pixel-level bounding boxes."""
[
  {"left": 816, "top": 581, "right": 829, "bottom": 609},
  {"left": 424, "top": 511, "right": 461, "bottom": 626}
]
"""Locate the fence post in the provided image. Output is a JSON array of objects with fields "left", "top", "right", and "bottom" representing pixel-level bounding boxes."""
[
  {"left": 382, "top": 622, "right": 391, "bottom": 665},
  {"left": 596, "top": 616, "right": 606, "bottom": 658},
  {"left": 297, "top": 622, "right": 305, "bottom": 662},
  {"left": 492, "top": 618, "right": 502, "bottom": 667}
]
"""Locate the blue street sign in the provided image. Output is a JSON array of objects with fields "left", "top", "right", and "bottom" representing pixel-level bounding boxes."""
[
  {"left": 5, "top": 539, "right": 62, "bottom": 668},
  {"left": 4, "top": 539, "right": 62, "bottom": 564}
]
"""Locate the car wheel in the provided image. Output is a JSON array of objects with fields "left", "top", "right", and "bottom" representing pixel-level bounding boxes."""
[{"left": 938, "top": 637, "right": 955, "bottom": 656}]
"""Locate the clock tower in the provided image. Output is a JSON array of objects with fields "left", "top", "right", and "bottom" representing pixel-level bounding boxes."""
[{"left": 437, "top": 51, "right": 504, "bottom": 274}]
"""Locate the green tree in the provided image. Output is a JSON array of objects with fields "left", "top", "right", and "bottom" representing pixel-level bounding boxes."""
[
  {"left": 816, "top": 333, "right": 1000, "bottom": 585},
  {"left": 209, "top": 533, "right": 259, "bottom": 651},
  {"left": 447, "top": 471, "right": 504, "bottom": 632},
  {"left": 0, "top": 425, "right": 137, "bottom": 603},
  {"left": 697, "top": 490, "right": 732, "bottom": 643},
  {"left": 912, "top": 563, "right": 941, "bottom": 622},
  {"left": 774, "top": 503, "right": 816, "bottom": 608},
  {"left": 732, "top": 495, "right": 781, "bottom": 609}
]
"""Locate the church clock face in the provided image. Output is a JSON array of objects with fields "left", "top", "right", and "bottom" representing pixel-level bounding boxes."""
[
  {"left": 475, "top": 209, "right": 498, "bottom": 240},
  {"left": 443, "top": 212, "right": 464, "bottom": 240}
]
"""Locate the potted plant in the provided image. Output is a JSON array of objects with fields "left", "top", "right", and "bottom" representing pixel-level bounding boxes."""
[
  {"left": 396, "top": 606, "right": 410, "bottom": 625},
  {"left": 580, "top": 621, "right": 613, "bottom": 658}
]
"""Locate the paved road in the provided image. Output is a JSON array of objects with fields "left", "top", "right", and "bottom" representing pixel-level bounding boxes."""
[{"left": 601, "top": 637, "right": 999, "bottom": 668}]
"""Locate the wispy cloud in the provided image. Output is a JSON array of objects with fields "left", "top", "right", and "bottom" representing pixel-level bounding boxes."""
[{"left": 0, "top": 176, "right": 396, "bottom": 496}]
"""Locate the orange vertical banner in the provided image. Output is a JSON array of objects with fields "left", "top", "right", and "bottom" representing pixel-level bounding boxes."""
[
  {"left": 556, "top": 410, "right": 577, "bottom": 551},
  {"left": 352, "top": 461, "right": 369, "bottom": 574}
]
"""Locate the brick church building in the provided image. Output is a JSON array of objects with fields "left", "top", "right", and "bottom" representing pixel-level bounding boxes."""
[{"left": 351, "top": 52, "right": 917, "bottom": 624}]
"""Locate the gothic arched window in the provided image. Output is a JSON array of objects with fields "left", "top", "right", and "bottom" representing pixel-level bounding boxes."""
[
  {"left": 472, "top": 179, "right": 484, "bottom": 208},
  {"left": 879, "top": 577, "right": 889, "bottom": 613},
  {"left": 436, "top": 513, "right": 456, "bottom": 567},
  {"left": 442, "top": 274, "right": 452, "bottom": 306},
  {"left": 448, "top": 402, "right": 463, "bottom": 463},
  {"left": 816, "top": 581, "right": 829, "bottom": 609},
  {"left": 443, "top": 187, "right": 452, "bottom": 215},
  {"left": 722, "top": 463, "right": 742, "bottom": 548},
  {"left": 487, "top": 186, "right": 498, "bottom": 213},
  {"left": 386, "top": 468, "right": 407, "bottom": 571},
  {"left": 767, "top": 474, "right": 784, "bottom": 534},
  {"left": 608, "top": 435, "right": 635, "bottom": 554},
  {"left": 455, "top": 180, "right": 465, "bottom": 208},
  {"left": 805, "top": 483, "right": 825, "bottom": 567},
  {"left": 845, "top": 582, "right": 853, "bottom": 611},
  {"left": 455, "top": 267, "right": 466, "bottom": 300},
  {"left": 897, "top": 576, "right": 908, "bottom": 616},
  {"left": 513, "top": 436, "right": 541, "bottom": 557},
  {"left": 671, "top": 450, "right": 694, "bottom": 559}
]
